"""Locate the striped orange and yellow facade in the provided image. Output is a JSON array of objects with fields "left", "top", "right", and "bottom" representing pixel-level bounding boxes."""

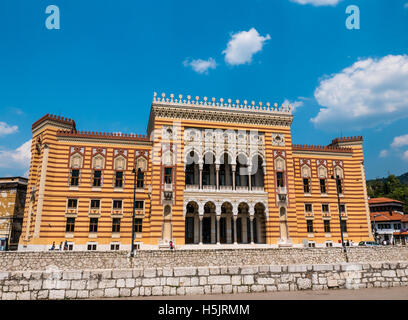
[{"left": 19, "top": 93, "right": 373, "bottom": 251}]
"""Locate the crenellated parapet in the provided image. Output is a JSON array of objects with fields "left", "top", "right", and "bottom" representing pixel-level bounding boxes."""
[
  {"left": 292, "top": 144, "right": 353, "bottom": 154},
  {"left": 152, "top": 92, "right": 292, "bottom": 114},
  {"left": 56, "top": 130, "right": 151, "bottom": 146},
  {"left": 32, "top": 113, "right": 76, "bottom": 134}
]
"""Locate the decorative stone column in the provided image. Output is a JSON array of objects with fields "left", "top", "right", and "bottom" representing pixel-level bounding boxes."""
[
  {"left": 233, "top": 215, "right": 238, "bottom": 245},
  {"left": 242, "top": 214, "right": 248, "bottom": 243},
  {"left": 199, "top": 163, "right": 203, "bottom": 189},
  {"left": 216, "top": 215, "right": 221, "bottom": 245},
  {"left": 199, "top": 215, "right": 203, "bottom": 245},
  {"left": 211, "top": 213, "right": 216, "bottom": 244},
  {"left": 216, "top": 164, "right": 220, "bottom": 190},
  {"left": 249, "top": 206, "right": 255, "bottom": 244},
  {"left": 231, "top": 164, "right": 236, "bottom": 190},
  {"left": 226, "top": 215, "right": 232, "bottom": 243},
  {"left": 248, "top": 165, "right": 252, "bottom": 191}
]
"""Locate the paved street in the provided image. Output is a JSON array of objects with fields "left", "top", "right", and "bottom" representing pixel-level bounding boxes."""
[{"left": 104, "top": 286, "right": 408, "bottom": 300}]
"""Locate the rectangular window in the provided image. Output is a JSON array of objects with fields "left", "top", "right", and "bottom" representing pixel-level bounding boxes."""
[
  {"left": 89, "top": 218, "right": 98, "bottom": 233},
  {"left": 324, "top": 220, "right": 331, "bottom": 233},
  {"left": 137, "top": 170, "right": 144, "bottom": 188},
  {"left": 87, "top": 244, "right": 97, "bottom": 251},
  {"left": 326, "top": 242, "right": 333, "bottom": 247},
  {"left": 307, "top": 220, "right": 314, "bottom": 233},
  {"left": 113, "top": 200, "right": 122, "bottom": 209},
  {"left": 276, "top": 172, "right": 284, "bottom": 187},
  {"left": 320, "top": 179, "right": 327, "bottom": 193},
  {"left": 70, "top": 169, "right": 79, "bottom": 186},
  {"left": 93, "top": 170, "right": 102, "bottom": 187},
  {"left": 90, "top": 200, "right": 100, "bottom": 209},
  {"left": 135, "top": 201, "right": 144, "bottom": 209},
  {"left": 340, "top": 220, "right": 347, "bottom": 233},
  {"left": 110, "top": 244, "right": 120, "bottom": 250},
  {"left": 164, "top": 168, "right": 172, "bottom": 184},
  {"left": 134, "top": 218, "right": 143, "bottom": 233},
  {"left": 67, "top": 199, "right": 77, "bottom": 209},
  {"left": 339, "top": 204, "right": 346, "bottom": 213},
  {"left": 112, "top": 218, "right": 121, "bottom": 233},
  {"left": 303, "top": 178, "right": 310, "bottom": 193},
  {"left": 336, "top": 178, "right": 344, "bottom": 194},
  {"left": 115, "top": 171, "right": 123, "bottom": 188},
  {"left": 305, "top": 204, "right": 313, "bottom": 213},
  {"left": 66, "top": 218, "right": 75, "bottom": 233},
  {"left": 322, "top": 204, "right": 329, "bottom": 213},
  {"left": 308, "top": 242, "right": 315, "bottom": 248}
]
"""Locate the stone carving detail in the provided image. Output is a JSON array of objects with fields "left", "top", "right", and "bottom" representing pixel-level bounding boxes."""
[{"left": 272, "top": 133, "right": 285, "bottom": 147}]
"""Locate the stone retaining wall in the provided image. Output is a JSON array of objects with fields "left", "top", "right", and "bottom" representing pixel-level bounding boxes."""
[
  {"left": 2, "top": 247, "right": 408, "bottom": 271},
  {"left": 1, "top": 262, "right": 408, "bottom": 300}
]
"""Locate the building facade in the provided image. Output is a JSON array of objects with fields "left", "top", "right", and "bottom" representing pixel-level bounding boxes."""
[
  {"left": 369, "top": 197, "right": 408, "bottom": 245},
  {"left": 0, "top": 177, "right": 27, "bottom": 251},
  {"left": 19, "top": 93, "right": 373, "bottom": 251}
]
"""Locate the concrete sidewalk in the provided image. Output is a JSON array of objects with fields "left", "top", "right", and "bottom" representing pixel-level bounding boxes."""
[{"left": 105, "top": 286, "right": 408, "bottom": 300}]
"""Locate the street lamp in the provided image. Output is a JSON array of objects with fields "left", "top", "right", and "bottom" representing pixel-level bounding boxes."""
[
  {"left": 130, "top": 167, "right": 137, "bottom": 257},
  {"left": 331, "top": 173, "right": 346, "bottom": 253}
]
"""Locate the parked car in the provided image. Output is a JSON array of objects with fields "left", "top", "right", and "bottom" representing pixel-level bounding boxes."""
[{"left": 358, "top": 241, "right": 381, "bottom": 246}]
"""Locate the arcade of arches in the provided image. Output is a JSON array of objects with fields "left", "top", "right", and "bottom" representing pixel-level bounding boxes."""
[{"left": 184, "top": 201, "right": 268, "bottom": 244}]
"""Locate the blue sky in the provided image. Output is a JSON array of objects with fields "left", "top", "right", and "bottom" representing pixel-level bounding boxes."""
[{"left": 0, "top": 0, "right": 408, "bottom": 179}]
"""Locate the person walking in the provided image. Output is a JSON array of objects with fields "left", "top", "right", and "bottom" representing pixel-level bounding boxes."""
[
  {"left": 169, "top": 240, "right": 174, "bottom": 250},
  {"left": 64, "top": 240, "right": 68, "bottom": 251},
  {"left": 50, "top": 242, "right": 55, "bottom": 250}
]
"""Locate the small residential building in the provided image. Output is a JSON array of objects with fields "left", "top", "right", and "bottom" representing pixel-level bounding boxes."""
[
  {"left": 369, "top": 197, "right": 408, "bottom": 245},
  {"left": 0, "top": 177, "right": 28, "bottom": 250}
]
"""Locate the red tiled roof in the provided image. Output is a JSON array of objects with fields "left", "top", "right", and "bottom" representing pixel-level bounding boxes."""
[
  {"left": 369, "top": 197, "right": 404, "bottom": 204},
  {"left": 370, "top": 211, "right": 404, "bottom": 222}
]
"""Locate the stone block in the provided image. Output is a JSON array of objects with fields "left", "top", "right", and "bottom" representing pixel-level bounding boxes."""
[
  {"left": 277, "top": 284, "right": 289, "bottom": 291},
  {"left": 243, "top": 275, "right": 254, "bottom": 285},
  {"left": 104, "top": 288, "right": 119, "bottom": 298},
  {"left": 56, "top": 280, "right": 71, "bottom": 290},
  {"left": 199, "top": 277, "right": 207, "bottom": 285},
  {"left": 208, "top": 275, "right": 231, "bottom": 285},
  {"left": 197, "top": 267, "right": 209, "bottom": 276},
  {"left": 29, "top": 280, "right": 42, "bottom": 290},
  {"left": 259, "top": 266, "right": 269, "bottom": 273},
  {"left": 176, "top": 287, "right": 185, "bottom": 295},
  {"left": 397, "top": 270, "right": 405, "bottom": 277},
  {"left": 77, "top": 290, "right": 89, "bottom": 299},
  {"left": 98, "top": 279, "right": 116, "bottom": 289},
  {"left": 220, "top": 266, "right": 229, "bottom": 274},
  {"left": 228, "top": 266, "right": 240, "bottom": 274},
  {"left": 133, "top": 268, "right": 143, "bottom": 277},
  {"left": 89, "top": 289, "right": 103, "bottom": 298},
  {"left": 288, "top": 265, "right": 307, "bottom": 273},
  {"left": 152, "top": 287, "right": 163, "bottom": 296},
  {"left": 237, "top": 286, "right": 249, "bottom": 293},
  {"left": 186, "top": 287, "right": 204, "bottom": 295},
  {"left": 125, "top": 279, "right": 135, "bottom": 288},
  {"left": 341, "top": 264, "right": 362, "bottom": 271},
  {"left": 269, "top": 266, "right": 282, "bottom": 273},
  {"left": 174, "top": 267, "right": 196, "bottom": 277},
  {"left": 63, "top": 271, "right": 82, "bottom": 280},
  {"left": 327, "top": 279, "right": 339, "bottom": 288},
  {"left": 318, "top": 278, "right": 327, "bottom": 285},
  {"left": 257, "top": 277, "right": 275, "bottom": 285},
  {"left": 49, "top": 290, "right": 65, "bottom": 300},
  {"left": 37, "top": 290, "right": 49, "bottom": 299},
  {"left": 241, "top": 266, "right": 258, "bottom": 274},
  {"left": 313, "top": 264, "right": 333, "bottom": 272},
  {"left": 251, "top": 285, "right": 264, "bottom": 292},
  {"left": 209, "top": 267, "right": 220, "bottom": 275},
  {"left": 222, "top": 285, "right": 233, "bottom": 294},
  {"left": 266, "top": 285, "right": 277, "bottom": 292},
  {"left": 86, "top": 280, "right": 98, "bottom": 290},
  {"left": 2, "top": 292, "right": 16, "bottom": 300},
  {"left": 382, "top": 270, "right": 397, "bottom": 278},
  {"left": 71, "top": 280, "right": 87, "bottom": 290},
  {"left": 65, "top": 290, "right": 78, "bottom": 299},
  {"left": 143, "top": 268, "right": 157, "bottom": 278},
  {"left": 142, "top": 278, "right": 160, "bottom": 286},
  {"left": 43, "top": 280, "right": 57, "bottom": 290},
  {"left": 16, "top": 292, "right": 30, "bottom": 300},
  {"left": 211, "top": 285, "right": 222, "bottom": 294},
  {"left": 231, "top": 275, "right": 241, "bottom": 286},
  {"left": 163, "top": 286, "right": 171, "bottom": 295},
  {"left": 0, "top": 272, "right": 9, "bottom": 280},
  {"left": 112, "top": 270, "right": 133, "bottom": 279},
  {"left": 190, "top": 277, "right": 199, "bottom": 286},
  {"left": 131, "top": 288, "right": 140, "bottom": 297},
  {"left": 297, "top": 278, "right": 312, "bottom": 290},
  {"left": 163, "top": 268, "right": 173, "bottom": 277},
  {"left": 167, "top": 277, "right": 180, "bottom": 287}
]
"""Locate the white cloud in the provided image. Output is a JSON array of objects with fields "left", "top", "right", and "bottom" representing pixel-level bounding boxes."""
[
  {"left": 404, "top": 150, "right": 408, "bottom": 161},
  {"left": 282, "top": 99, "right": 304, "bottom": 113},
  {"left": 183, "top": 58, "right": 217, "bottom": 74},
  {"left": 311, "top": 55, "right": 408, "bottom": 130},
  {"left": 223, "top": 28, "right": 271, "bottom": 66},
  {"left": 0, "top": 139, "right": 31, "bottom": 169},
  {"left": 290, "top": 0, "right": 342, "bottom": 6},
  {"left": 404, "top": 3, "right": 408, "bottom": 9},
  {"left": 391, "top": 134, "right": 408, "bottom": 148},
  {"left": 379, "top": 150, "right": 389, "bottom": 158},
  {"left": 0, "top": 122, "right": 18, "bottom": 137}
]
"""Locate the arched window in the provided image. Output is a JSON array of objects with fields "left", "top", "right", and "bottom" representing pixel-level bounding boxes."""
[
  {"left": 301, "top": 165, "right": 311, "bottom": 194},
  {"left": 318, "top": 166, "right": 328, "bottom": 194}
]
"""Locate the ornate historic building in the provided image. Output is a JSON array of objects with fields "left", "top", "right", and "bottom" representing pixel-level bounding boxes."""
[{"left": 19, "top": 93, "right": 373, "bottom": 251}]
